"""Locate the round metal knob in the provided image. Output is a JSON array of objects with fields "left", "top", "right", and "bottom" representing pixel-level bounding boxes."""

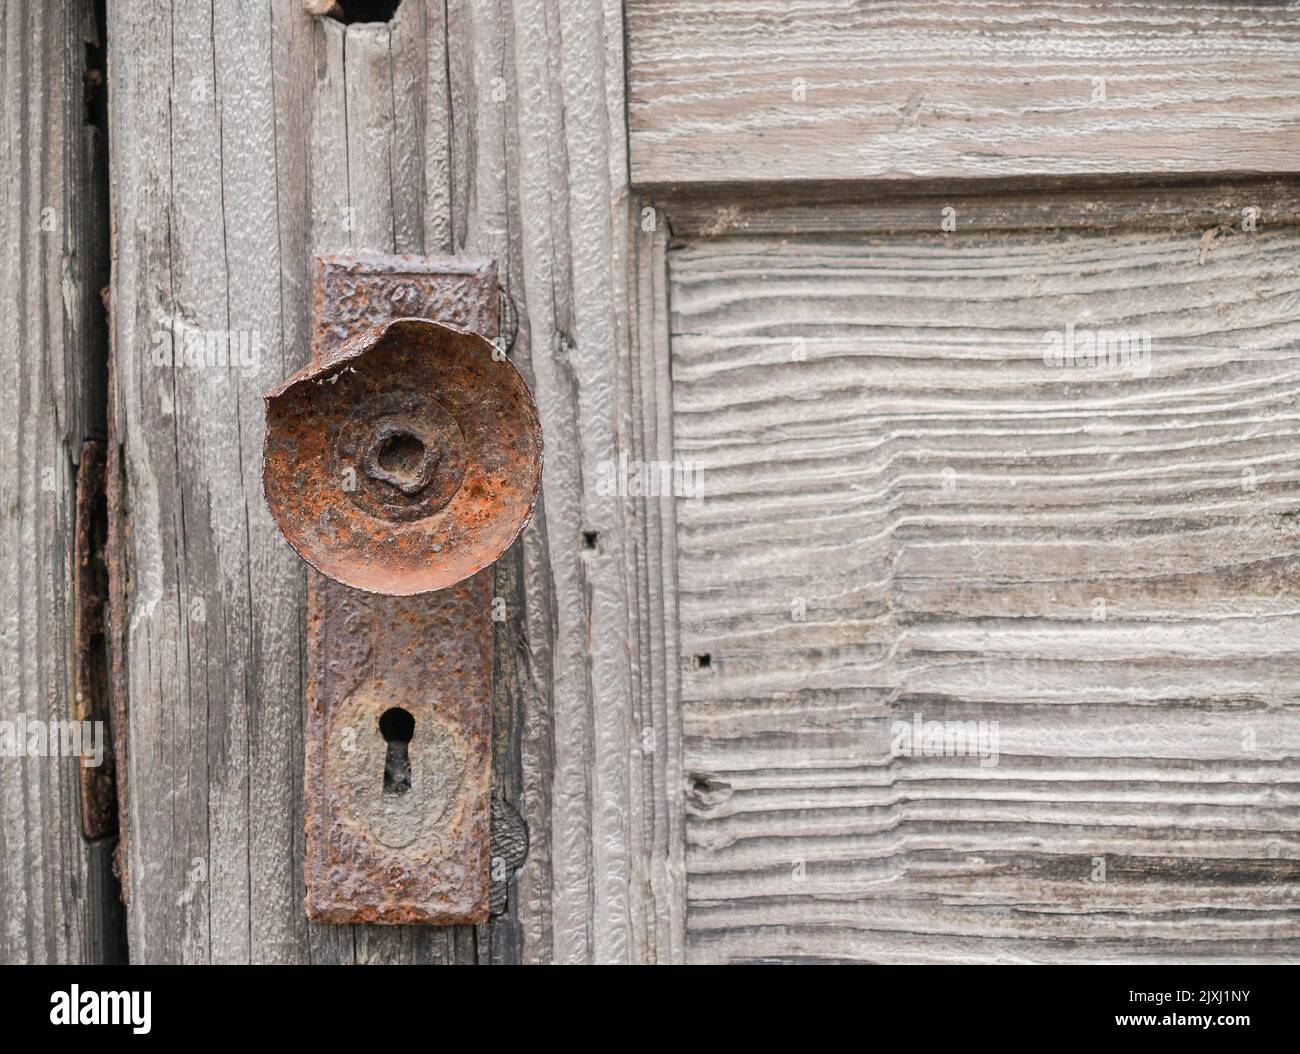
[{"left": 263, "top": 318, "right": 542, "bottom": 595}]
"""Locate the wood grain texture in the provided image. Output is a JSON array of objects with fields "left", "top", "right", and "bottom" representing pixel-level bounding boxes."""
[
  {"left": 108, "top": 0, "right": 304, "bottom": 965},
  {"left": 656, "top": 176, "right": 1300, "bottom": 239},
  {"left": 481, "top": 0, "right": 686, "bottom": 962},
  {"left": 106, "top": 0, "right": 681, "bottom": 963},
  {"left": 626, "top": 0, "right": 1300, "bottom": 187},
  {"left": 107, "top": 0, "right": 510, "bottom": 964},
  {"left": 0, "top": 0, "right": 122, "bottom": 964},
  {"left": 624, "top": 218, "right": 689, "bottom": 960},
  {"left": 306, "top": 10, "right": 485, "bottom": 965},
  {"left": 668, "top": 202, "right": 1300, "bottom": 962}
]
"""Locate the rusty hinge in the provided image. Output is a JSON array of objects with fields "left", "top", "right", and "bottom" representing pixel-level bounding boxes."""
[
  {"left": 262, "top": 255, "right": 541, "bottom": 924},
  {"left": 73, "top": 438, "right": 117, "bottom": 840}
]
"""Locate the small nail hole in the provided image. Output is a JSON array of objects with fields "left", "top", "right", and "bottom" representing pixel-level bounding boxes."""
[
  {"left": 694, "top": 654, "right": 711, "bottom": 670},
  {"left": 686, "top": 773, "right": 732, "bottom": 810},
  {"left": 582, "top": 530, "right": 599, "bottom": 550}
]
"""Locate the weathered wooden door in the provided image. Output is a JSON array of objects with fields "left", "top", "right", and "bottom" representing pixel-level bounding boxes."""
[
  {"left": 4, "top": 0, "right": 1298, "bottom": 964},
  {"left": 625, "top": 1, "right": 1300, "bottom": 962}
]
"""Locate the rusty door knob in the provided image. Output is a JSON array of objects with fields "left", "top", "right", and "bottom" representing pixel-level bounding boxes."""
[{"left": 262, "top": 317, "right": 543, "bottom": 594}]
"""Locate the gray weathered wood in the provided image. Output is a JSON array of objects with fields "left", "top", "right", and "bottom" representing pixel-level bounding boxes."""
[
  {"left": 108, "top": 0, "right": 301, "bottom": 965},
  {"left": 654, "top": 177, "right": 1300, "bottom": 240},
  {"left": 486, "top": 0, "right": 687, "bottom": 962},
  {"left": 0, "top": 0, "right": 122, "bottom": 963},
  {"left": 107, "top": 0, "right": 486, "bottom": 965},
  {"left": 626, "top": 0, "right": 1300, "bottom": 187},
  {"left": 33, "top": 0, "right": 1300, "bottom": 967},
  {"left": 667, "top": 197, "right": 1300, "bottom": 962},
  {"left": 106, "top": 0, "right": 681, "bottom": 963}
]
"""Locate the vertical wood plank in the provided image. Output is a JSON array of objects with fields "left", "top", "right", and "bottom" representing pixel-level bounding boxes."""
[
  {"left": 0, "top": 0, "right": 121, "bottom": 963},
  {"left": 106, "top": 0, "right": 678, "bottom": 963},
  {"left": 626, "top": 217, "right": 687, "bottom": 962},
  {"left": 108, "top": 0, "right": 312, "bottom": 963},
  {"left": 306, "top": 10, "right": 476, "bottom": 966},
  {"left": 454, "top": 0, "right": 687, "bottom": 962},
  {"left": 107, "top": 0, "right": 542, "bottom": 964}
]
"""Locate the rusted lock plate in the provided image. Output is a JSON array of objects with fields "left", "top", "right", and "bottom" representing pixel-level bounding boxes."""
[
  {"left": 264, "top": 254, "right": 539, "bottom": 924},
  {"left": 305, "top": 570, "right": 493, "bottom": 923}
]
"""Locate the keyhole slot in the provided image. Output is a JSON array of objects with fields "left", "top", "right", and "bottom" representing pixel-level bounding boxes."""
[{"left": 379, "top": 707, "right": 415, "bottom": 796}]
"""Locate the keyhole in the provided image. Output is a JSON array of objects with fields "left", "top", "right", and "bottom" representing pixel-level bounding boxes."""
[{"left": 378, "top": 707, "right": 415, "bottom": 796}]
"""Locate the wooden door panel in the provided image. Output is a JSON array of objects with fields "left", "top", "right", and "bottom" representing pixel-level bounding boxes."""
[
  {"left": 12, "top": 0, "right": 1299, "bottom": 967},
  {"left": 627, "top": 0, "right": 1300, "bottom": 186},
  {"left": 98, "top": 0, "right": 652, "bottom": 965},
  {"left": 666, "top": 195, "right": 1300, "bottom": 961}
]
